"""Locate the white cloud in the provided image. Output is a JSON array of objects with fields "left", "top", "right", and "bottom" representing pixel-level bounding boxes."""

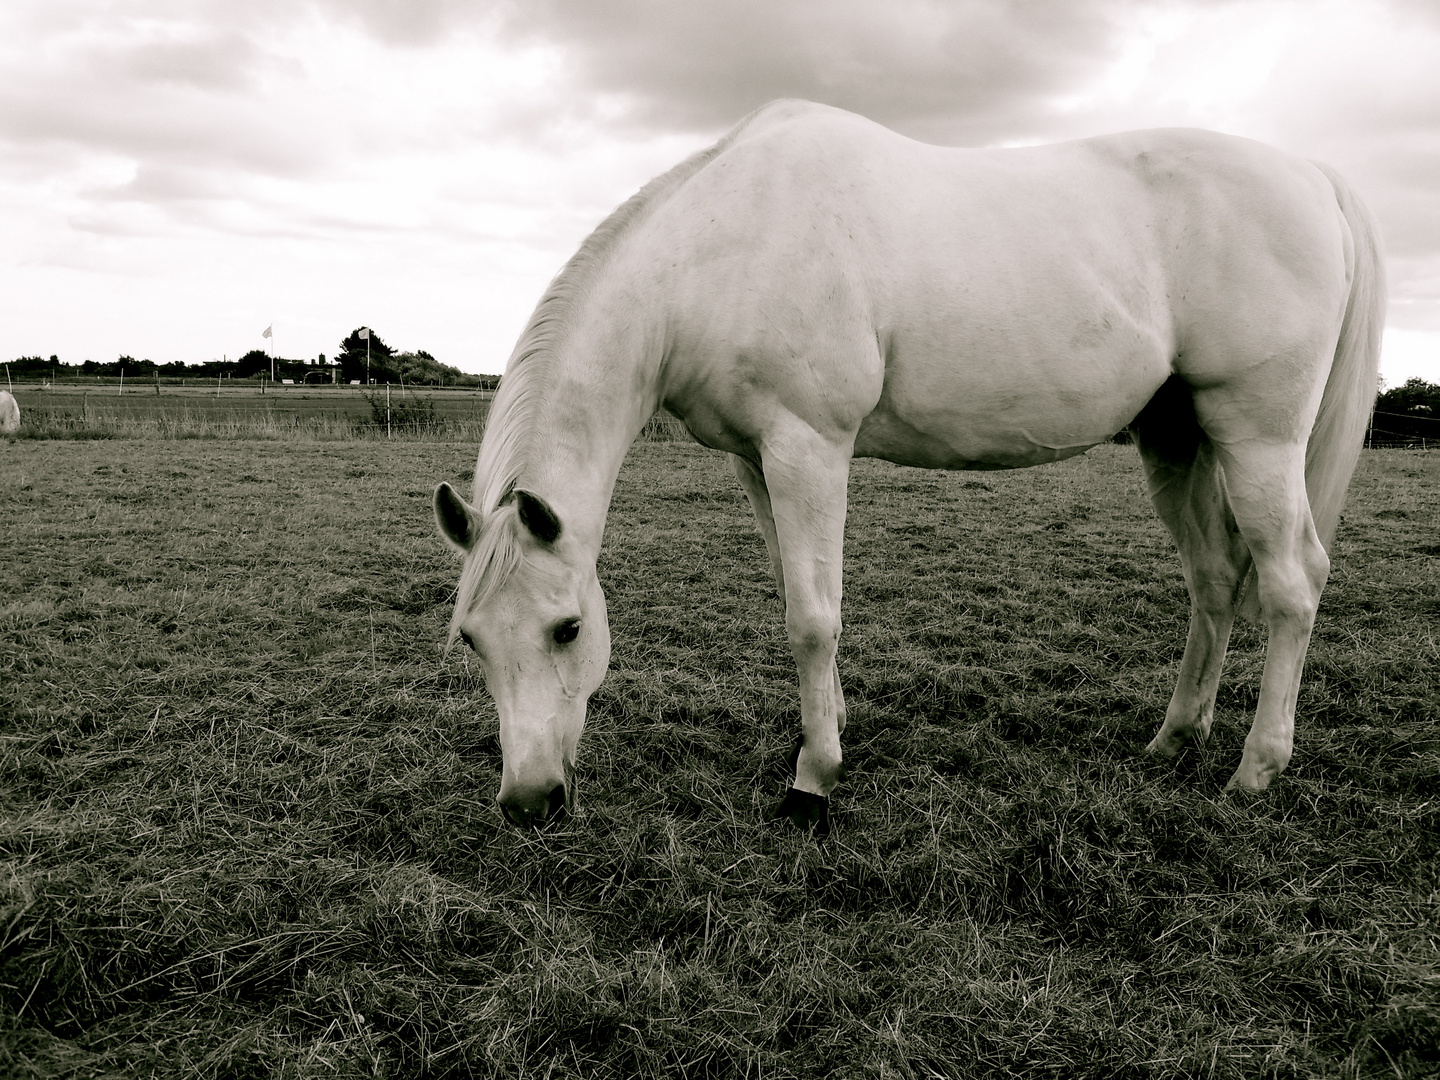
[{"left": 1382, "top": 329, "right": 1440, "bottom": 387}]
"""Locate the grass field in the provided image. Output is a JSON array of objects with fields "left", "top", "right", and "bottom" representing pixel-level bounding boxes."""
[{"left": 1, "top": 420, "right": 1437, "bottom": 1078}]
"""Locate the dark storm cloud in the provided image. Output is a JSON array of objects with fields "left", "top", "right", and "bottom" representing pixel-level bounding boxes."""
[
  {"left": 310, "top": 0, "right": 502, "bottom": 44},
  {"left": 305, "top": 0, "right": 1164, "bottom": 142},
  {"left": 108, "top": 31, "right": 265, "bottom": 93},
  {"left": 486, "top": 0, "right": 1141, "bottom": 143}
]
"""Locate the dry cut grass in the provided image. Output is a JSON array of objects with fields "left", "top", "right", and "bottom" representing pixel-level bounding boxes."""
[{"left": 0, "top": 435, "right": 1436, "bottom": 1078}]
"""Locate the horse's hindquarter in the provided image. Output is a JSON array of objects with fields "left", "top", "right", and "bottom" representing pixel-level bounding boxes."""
[{"left": 863, "top": 129, "right": 1352, "bottom": 468}]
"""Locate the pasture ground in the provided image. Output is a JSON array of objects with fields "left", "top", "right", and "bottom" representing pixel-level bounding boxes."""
[
  {"left": 1, "top": 429, "right": 1437, "bottom": 1078},
  {"left": 8, "top": 384, "right": 493, "bottom": 441}
]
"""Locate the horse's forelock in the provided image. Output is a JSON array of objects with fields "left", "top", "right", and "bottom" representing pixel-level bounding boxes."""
[{"left": 447, "top": 506, "right": 525, "bottom": 652}]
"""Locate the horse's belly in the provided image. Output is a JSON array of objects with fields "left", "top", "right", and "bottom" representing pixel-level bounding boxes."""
[
  {"left": 856, "top": 243, "right": 1176, "bottom": 470},
  {"left": 854, "top": 410, "right": 1104, "bottom": 469},
  {"left": 854, "top": 344, "right": 1171, "bottom": 471}
]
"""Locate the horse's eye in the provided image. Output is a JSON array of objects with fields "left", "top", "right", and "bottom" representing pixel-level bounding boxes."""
[{"left": 552, "top": 619, "right": 581, "bottom": 646}]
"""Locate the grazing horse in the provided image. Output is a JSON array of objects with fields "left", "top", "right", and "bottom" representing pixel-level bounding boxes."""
[
  {"left": 434, "top": 100, "right": 1383, "bottom": 830},
  {"left": 0, "top": 391, "right": 19, "bottom": 436}
]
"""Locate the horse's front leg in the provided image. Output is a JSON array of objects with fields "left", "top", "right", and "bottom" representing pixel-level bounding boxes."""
[
  {"left": 749, "top": 428, "right": 852, "bottom": 832},
  {"left": 731, "top": 454, "right": 848, "bottom": 736}
]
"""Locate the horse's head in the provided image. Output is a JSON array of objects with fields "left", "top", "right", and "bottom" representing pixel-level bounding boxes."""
[{"left": 434, "top": 482, "right": 610, "bottom": 827}]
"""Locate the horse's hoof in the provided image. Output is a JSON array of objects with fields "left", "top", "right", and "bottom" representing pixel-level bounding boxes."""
[
  {"left": 768, "top": 788, "right": 831, "bottom": 835},
  {"left": 1225, "top": 744, "right": 1288, "bottom": 792},
  {"left": 1145, "top": 738, "right": 1182, "bottom": 760},
  {"left": 1224, "top": 766, "right": 1277, "bottom": 792}
]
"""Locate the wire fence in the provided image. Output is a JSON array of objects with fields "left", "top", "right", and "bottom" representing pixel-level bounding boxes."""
[{"left": 1366, "top": 409, "right": 1440, "bottom": 449}]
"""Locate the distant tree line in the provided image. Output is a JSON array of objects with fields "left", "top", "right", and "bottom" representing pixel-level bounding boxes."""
[
  {"left": 8, "top": 354, "right": 240, "bottom": 380},
  {"left": 8, "top": 328, "right": 502, "bottom": 389},
  {"left": 331, "top": 328, "right": 497, "bottom": 387},
  {"left": 1370, "top": 377, "right": 1440, "bottom": 446}
]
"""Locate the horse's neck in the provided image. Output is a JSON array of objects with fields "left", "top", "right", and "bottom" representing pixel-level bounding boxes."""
[{"left": 518, "top": 319, "right": 661, "bottom": 557}]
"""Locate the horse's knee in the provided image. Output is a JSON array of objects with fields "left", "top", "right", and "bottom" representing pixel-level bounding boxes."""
[
  {"left": 1253, "top": 573, "right": 1323, "bottom": 632},
  {"left": 785, "top": 607, "right": 840, "bottom": 662},
  {"left": 1251, "top": 535, "right": 1328, "bottom": 626}
]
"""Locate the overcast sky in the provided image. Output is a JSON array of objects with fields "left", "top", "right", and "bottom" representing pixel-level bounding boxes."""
[{"left": 3, "top": 0, "right": 1438, "bottom": 383}]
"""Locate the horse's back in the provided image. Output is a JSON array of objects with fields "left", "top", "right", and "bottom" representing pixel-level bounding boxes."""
[{"left": 641, "top": 104, "right": 1353, "bottom": 469}]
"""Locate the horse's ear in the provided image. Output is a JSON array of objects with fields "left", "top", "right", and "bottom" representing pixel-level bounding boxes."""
[
  {"left": 514, "top": 488, "right": 562, "bottom": 544},
  {"left": 434, "top": 482, "right": 478, "bottom": 551}
]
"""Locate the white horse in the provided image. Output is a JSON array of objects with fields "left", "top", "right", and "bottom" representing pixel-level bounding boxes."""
[
  {"left": 435, "top": 101, "right": 1383, "bottom": 829},
  {"left": 0, "top": 391, "right": 19, "bottom": 436}
]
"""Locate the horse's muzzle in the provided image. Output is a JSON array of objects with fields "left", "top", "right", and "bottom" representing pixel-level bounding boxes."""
[{"left": 498, "top": 782, "right": 568, "bottom": 828}]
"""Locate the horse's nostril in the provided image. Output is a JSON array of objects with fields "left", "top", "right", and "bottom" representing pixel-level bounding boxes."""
[{"left": 546, "top": 784, "right": 567, "bottom": 823}]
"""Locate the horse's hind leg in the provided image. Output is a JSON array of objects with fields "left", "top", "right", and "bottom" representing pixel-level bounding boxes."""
[
  {"left": 731, "top": 454, "right": 847, "bottom": 736},
  {"left": 1204, "top": 433, "right": 1329, "bottom": 790},
  {"left": 1132, "top": 380, "right": 1253, "bottom": 759}
]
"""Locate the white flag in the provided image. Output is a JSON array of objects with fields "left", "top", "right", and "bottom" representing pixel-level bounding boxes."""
[
  {"left": 262, "top": 325, "right": 272, "bottom": 338},
  {"left": 358, "top": 328, "right": 369, "bottom": 340}
]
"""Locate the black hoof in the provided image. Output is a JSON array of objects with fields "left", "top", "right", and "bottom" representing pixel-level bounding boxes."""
[{"left": 768, "top": 787, "right": 831, "bottom": 835}]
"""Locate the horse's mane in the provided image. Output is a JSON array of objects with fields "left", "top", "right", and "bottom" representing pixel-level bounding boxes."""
[{"left": 447, "top": 106, "right": 774, "bottom": 646}]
